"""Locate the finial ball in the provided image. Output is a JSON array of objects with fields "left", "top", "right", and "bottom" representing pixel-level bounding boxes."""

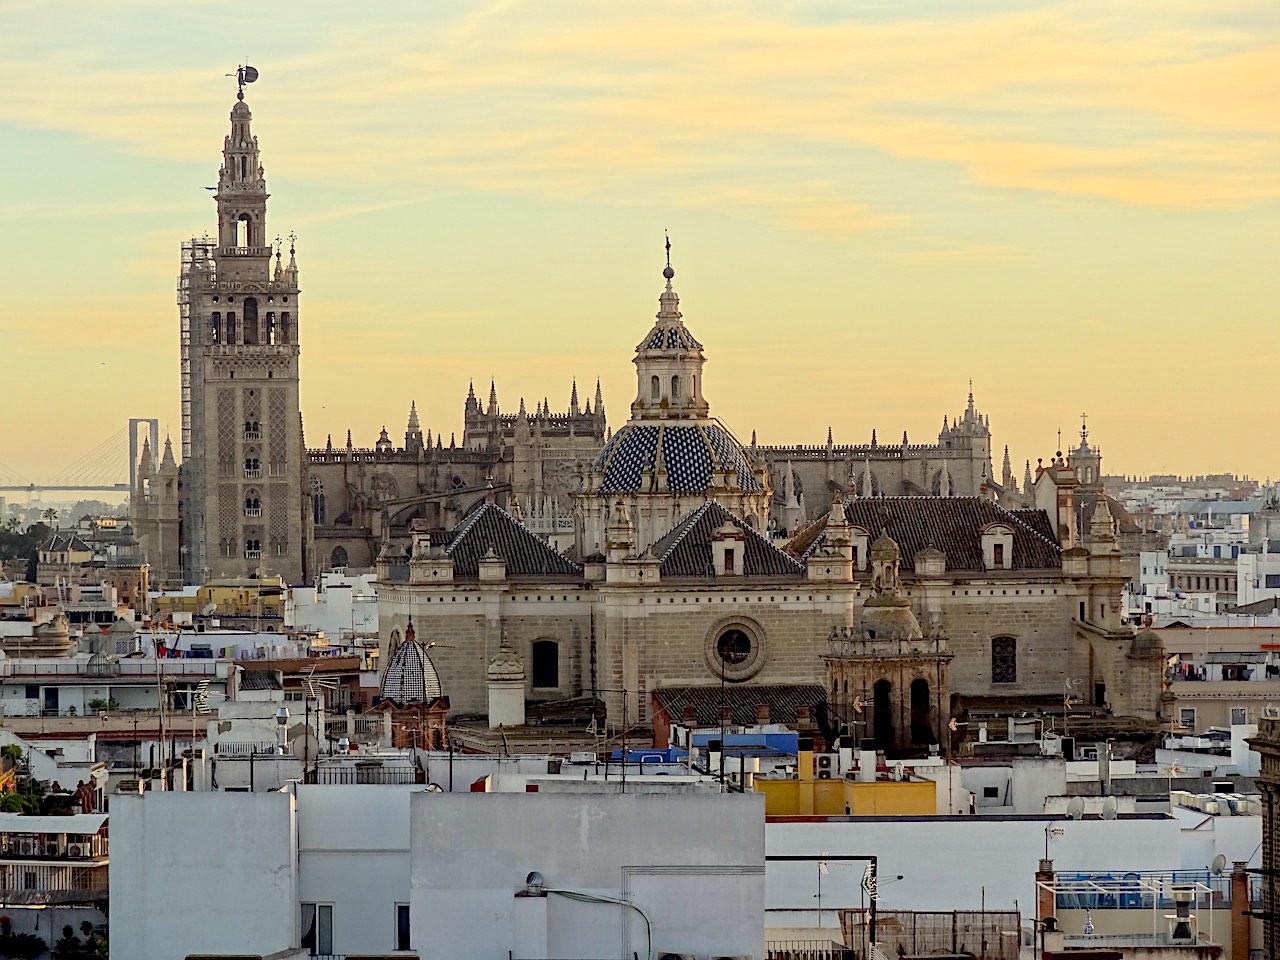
[{"left": 662, "top": 265, "right": 675, "bottom": 280}]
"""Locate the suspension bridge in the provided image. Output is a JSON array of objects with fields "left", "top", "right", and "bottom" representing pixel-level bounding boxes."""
[{"left": 0, "top": 419, "right": 158, "bottom": 503}]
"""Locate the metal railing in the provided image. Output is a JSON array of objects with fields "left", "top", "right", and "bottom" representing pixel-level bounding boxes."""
[{"left": 768, "top": 941, "right": 856, "bottom": 960}]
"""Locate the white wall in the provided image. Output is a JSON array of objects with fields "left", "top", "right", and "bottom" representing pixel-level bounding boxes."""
[
  {"left": 766, "top": 816, "right": 1183, "bottom": 919},
  {"left": 411, "top": 792, "right": 766, "bottom": 960},
  {"left": 110, "top": 791, "right": 298, "bottom": 960},
  {"left": 297, "top": 784, "right": 416, "bottom": 955}
]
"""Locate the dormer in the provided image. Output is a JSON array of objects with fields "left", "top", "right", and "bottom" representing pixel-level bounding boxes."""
[
  {"left": 477, "top": 546, "right": 507, "bottom": 583},
  {"left": 981, "top": 522, "right": 1014, "bottom": 571},
  {"left": 849, "top": 525, "right": 871, "bottom": 573},
  {"left": 711, "top": 520, "right": 747, "bottom": 577}
]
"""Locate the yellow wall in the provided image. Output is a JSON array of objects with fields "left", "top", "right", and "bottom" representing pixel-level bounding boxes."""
[
  {"left": 756, "top": 777, "right": 936, "bottom": 816},
  {"left": 152, "top": 579, "right": 287, "bottom": 620}
]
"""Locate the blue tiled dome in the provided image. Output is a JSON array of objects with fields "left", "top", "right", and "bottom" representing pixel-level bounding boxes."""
[{"left": 593, "top": 421, "right": 762, "bottom": 495}]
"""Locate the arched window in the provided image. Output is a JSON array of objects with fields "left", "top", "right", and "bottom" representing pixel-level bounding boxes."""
[
  {"left": 211, "top": 312, "right": 222, "bottom": 344},
  {"left": 310, "top": 478, "right": 326, "bottom": 525},
  {"left": 671, "top": 375, "right": 680, "bottom": 400},
  {"left": 872, "top": 678, "right": 893, "bottom": 751},
  {"left": 225, "top": 312, "right": 237, "bottom": 344},
  {"left": 531, "top": 639, "right": 559, "bottom": 688},
  {"left": 991, "top": 636, "right": 1017, "bottom": 683},
  {"left": 330, "top": 546, "right": 348, "bottom": 570},
  {"left": 650, "top": 375, "right": 660, "bottom": 400},
  {"left": 910, "top": 677, "right": 933, "bottom": 745},
  {"left": 243, "top": 297, "right": 259, "bottom": 345},
  {"left": 279, "top": 312, "right": 290, "bottom": 344},
  {"left": 236, "top": 212, "right": 251, "bottom": 247}
]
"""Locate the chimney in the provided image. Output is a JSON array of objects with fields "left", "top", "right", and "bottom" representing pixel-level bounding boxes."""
[
  {"left": 796, "top": 704, "right": 811, "bottom": 723},
  {"left": 719, "top": 705, "right": 734, "bottom": 728},
  {"left": 1231, "top": 862, "right": 1249, "bottom": 960},
  {"left": 682, "top": 704, "right": 698, "bottom": 724},
  {"left": 755, "top": 703, "right": 771, "bottom": 726}
]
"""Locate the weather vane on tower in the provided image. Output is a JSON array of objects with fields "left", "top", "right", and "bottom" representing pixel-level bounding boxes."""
[{"left": 229, "top": 64, "right": 259, "bottom": 101}]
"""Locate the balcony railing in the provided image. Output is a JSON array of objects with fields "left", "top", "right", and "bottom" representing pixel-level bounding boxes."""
[
  {"left": 244, "top": 430, "right": 261, "bottom": 441},
  {"left": 244, "top": 468, "right": 262, "bottom": 479},
  {"left": 245, "top": 507, "right": 262, "bottom": 518},
  {"left": 245, "top": 549, "right": 262, "bottom": 559}
]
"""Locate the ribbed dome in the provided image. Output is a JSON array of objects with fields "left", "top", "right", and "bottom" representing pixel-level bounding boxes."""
[
  {"left": 381, "top": 639, "right": 443, "bottom": 705},
  {"left": 593, "top": 421, "right": 762, "bottom": 495}
]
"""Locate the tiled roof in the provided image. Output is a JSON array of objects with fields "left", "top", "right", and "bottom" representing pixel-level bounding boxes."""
[
  {"left": 651, "top": 501, "right": 804, "bottom": 579},
  {"left": 380, "top": 640, "right": 442, "bottom": 705},
  {"left": 788, "top": 497, "right": 1061, "bottom": 572},
  {"left": 1077, "top": 493, "right": 1142, "bottom": 534},
  {"left": 238, "top": 670, "right": 283, "bottom": 691},
  {"left": 641, "top": 324, "right": 703, "bottom": 351},
  {"left": 652, "top": 683, "right": 827, "bottom": 727},
  {"left": 593, "top": 421, "right": 763, "bottom": 495},
  {"left": 446, "top": 503, "right": 582, "bottom": 578},
  {"left": 40, "top": 533, "right": 93, "bottom": 553}
]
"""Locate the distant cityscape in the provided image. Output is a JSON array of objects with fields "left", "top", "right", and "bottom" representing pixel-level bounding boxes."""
[{"left": 0, "top": 72, "right": 1277, "bottom": 960}]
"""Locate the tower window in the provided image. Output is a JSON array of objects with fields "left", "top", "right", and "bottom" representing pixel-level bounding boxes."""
[
  {"left": 225, "top": 312, "right": 237, "bottom": 344},
  {"left": 236, "top": 213, "right": 251, "bottom": 248},
  {"left": 243, "top": 298, "right": 259, "bottom": 345},
  {"left": 211, "top": 312, "right": 222, "bottom": 344},
  {"left": 650, "top": 375, "right": 660, "bottom": 401},
  {"left": 671, "top": 375, "right": 680, "bottom": 400},
  {"left": 279, "top": 312, "right": 290, "bottom": 343}
]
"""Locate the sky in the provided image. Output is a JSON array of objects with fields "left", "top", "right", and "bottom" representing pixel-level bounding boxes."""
[{"left": 1, "top": 0, "right": 1277, "bottom": 486}]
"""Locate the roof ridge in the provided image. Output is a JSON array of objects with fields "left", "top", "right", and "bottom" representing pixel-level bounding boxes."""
[
  {"left": 655, "top": 500, "right": 715, "bottom": 562},
  {"left": 445, "top": 501, "right": 495, "bottom": 554},
  {"left": 994, "top": 501, "right": 1061, "bottom": 550}
]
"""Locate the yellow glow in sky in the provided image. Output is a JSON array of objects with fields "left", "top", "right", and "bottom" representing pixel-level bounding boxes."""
[{"left": 1, "top": 1, "right": 1277, "bottom": 483}]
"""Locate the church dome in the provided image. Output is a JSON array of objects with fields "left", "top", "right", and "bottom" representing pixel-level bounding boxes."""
[
  {"left": 592, "top": 421, "right": 763, "bottom": 496},
  {"left": 870, "top": 532, "right": 901, "bottom": 562},
  {"left": 1128, "top": 627, "right": 1163, "bottom": 658},
  {"left": 857, "top": 602, "right": 923, "bottom": 641},
  {"left": 381, "top": 636, "right": 443, "bottom": 705}
]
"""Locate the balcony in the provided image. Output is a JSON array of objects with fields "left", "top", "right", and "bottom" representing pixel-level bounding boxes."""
[
  {"left": 244, "top": 430, "right": 261, "bottom": 441},
  {"left": 245, "top": 549, "right": 262, "bottom": 559},
  {"left": 245, "top": 508, "right": 262, "bottom": 518},
  {"left": 244, "top": 468, "right": 262, "bottom": 479}
]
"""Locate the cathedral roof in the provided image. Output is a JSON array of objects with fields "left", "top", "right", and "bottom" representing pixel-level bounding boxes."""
[
  {"left": 1076, "top": 493, "right": 1142, "bottom": 535},
  {"left": 651, "top": 500, "right": 804, "bottom": 578},
  {"left": 380, "top": 638, "right": 443, "bottom": 705},
  {"left": 592, "top": 421, "right": 763, "bottom": 495},
  {"left": 443, "top": 502, "right": 582, "bottom": 578},
  {"left": 788, "top": 497, "right": 1062, "bottom": 572}
]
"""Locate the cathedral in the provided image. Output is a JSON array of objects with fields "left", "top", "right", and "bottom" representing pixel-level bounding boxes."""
[{"left": 135, "top": 82, "right": 1167, "bottom": 743}]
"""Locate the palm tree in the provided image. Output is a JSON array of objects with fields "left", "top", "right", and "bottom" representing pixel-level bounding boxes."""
[{"left": 41, "top": 508, "right": 57, "bottom": 527}]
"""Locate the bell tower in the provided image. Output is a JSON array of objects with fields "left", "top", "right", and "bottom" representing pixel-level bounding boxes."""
[{"left": 180, "top": 68, "right": 307, "bottom": 584}]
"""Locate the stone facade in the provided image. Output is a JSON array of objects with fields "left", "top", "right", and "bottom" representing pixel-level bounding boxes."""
[
  {"left": 1248, "top": 717, "right": 1280, "bottom": 959},
  {"left": 176, "top": 92, "right": 306, "bottom": 585}
]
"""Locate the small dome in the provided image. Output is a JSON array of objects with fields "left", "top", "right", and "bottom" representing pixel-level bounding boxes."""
[
  {"left": 231, "top": 100, "right": 252, "bottom": 119},
  {"left": 1129, "top": 627, "right": 1163, "bottom": 658},
  {"left": 857, "top": 602, "right": 923, "bottom": 641},
  {"left": 381, "top": 638, "right": 443, "bottom": 705},
  {"left": 870, "top": 532, "right": 901, "bottom": 562}
]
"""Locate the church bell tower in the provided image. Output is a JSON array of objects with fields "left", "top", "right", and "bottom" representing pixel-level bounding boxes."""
[{"left": 179, "top": 69, "right": 307, "bottom": 584}]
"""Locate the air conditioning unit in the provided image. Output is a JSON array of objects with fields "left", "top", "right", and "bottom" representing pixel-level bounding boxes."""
[
  {"left": 657, "top": 954, "right": 698, "bottom": 960},
  {"left": 18, "top": 840, "right": 35, "bottom": 856},
  {"left": 817, "top": 769, "right": 832, "bottom": 780},
  {"left": 568, "top": 751, "right": 597, "bottom": 765},
  {"left": 816, "top": 754, "right": 834, "bottom": 770},
  {"left": 66, "top": 843, "right": 85, "bottom": 858}
]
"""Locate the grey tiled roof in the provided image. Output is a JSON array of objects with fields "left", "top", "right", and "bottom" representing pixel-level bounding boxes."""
[
  {"left": 445, "top": 503, "right": 582, "bottom": 578},
  {"left": 652, "top": 683, "right": 826, "bottom": 727},
  {"left": 652, "top": 501, "right": 804, "bottom": 579},
  {"left": 788, "top": 497, "right": 1061, "bottom": 572},
  {"left": 641, "top": 325, "right": 703, "bottom": 351},
  {"left": 593, "top": 421, "right": 763, "bottom": 495}
]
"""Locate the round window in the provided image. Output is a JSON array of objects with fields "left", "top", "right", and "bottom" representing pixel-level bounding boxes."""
[
  {"left": 717, "top": 629, "right": 751, "bottom": 665},
  {"left": 704, "top": 618, "right": 766, "bottom": 682}
]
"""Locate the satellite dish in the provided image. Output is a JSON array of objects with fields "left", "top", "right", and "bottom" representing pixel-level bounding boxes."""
[
  {"left": 1211, "top": 854, "right": 1227, "bottom": 876},
  {"left": 1101, "top": 796, "right": 1118, "bottom": 820},
  {"left": 852, "top": 697, "right": 864, "bottom": 713},
  {"left": 1066, "top": 796, "right": 1085, "bottom": 820},
  {"left": 424, "top": 782, "right": 444, "bottom": 793},
  {"left": 290, "top": 730, "right": 319, "bottom": 765}
]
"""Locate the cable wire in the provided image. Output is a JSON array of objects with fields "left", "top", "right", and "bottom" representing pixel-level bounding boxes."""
[{"left": 548, "top": 888, "right": 652, "bottom": 960}]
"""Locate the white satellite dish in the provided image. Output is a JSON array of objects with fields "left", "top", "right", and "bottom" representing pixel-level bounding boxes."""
[
  {"left": 1101, "top": 796, "right": 1118, "bottom": 820},
  {"left": 1210, "top": 853, "right": 1227, "bottom": 876},
  {"left": 1066, "top": 796, "right": 1085, "bottom": 820},
  {"left": 290, "top": 730, "right": 319, "bottom": 765},
  {"left": 424, "top": 782, "right": 444, "bottom": 793}
]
